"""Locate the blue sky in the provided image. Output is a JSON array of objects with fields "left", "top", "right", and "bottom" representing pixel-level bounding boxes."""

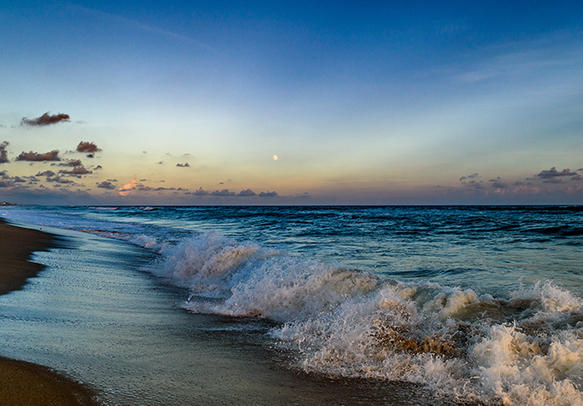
[{"left": 0, "top": 1, "right": 582, "bottom": 204}]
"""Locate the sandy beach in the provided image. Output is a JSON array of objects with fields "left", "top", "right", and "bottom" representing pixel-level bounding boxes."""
[{"left": 0, "top": 218, "right": 97, "bottom": 406}]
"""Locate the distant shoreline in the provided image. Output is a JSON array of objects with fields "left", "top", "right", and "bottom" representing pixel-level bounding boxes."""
[{"left": 0, "top": 218, "right": 98, "bottom": 406}]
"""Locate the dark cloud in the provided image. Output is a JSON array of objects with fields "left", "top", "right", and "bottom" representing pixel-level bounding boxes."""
[
  {"left": 459, "top": 173, "right": 479, "bottom": 182},
  {"left": 238, "top": 189, "right": 256, "bottom": 197},
  {"left": 157, "top": 161, "right": 164, "bottom": 165},
  {"left": 490, "top": 182, "right": 508, "bottom": 189},
  {"left": 176, "top": 162, "right": 190, "bottom": 168},
  {"left": 459, "top": 173, "right": 483, "bottom": 190},
  {"left": 211, "top": 189, "right": 235, "bottom": 196},
  {"left": 21, "top": 112, "right": 70, "bottom": 126},
  {"left": 96, "top": 181, "right": 117, "bottom": 190},
  {"left": 94, "top": 165, "right": 103, "bottom": 170},
  {"left": 59, "top": 165, "right": 92, "bottom": 176},
  {"left": 45, "top": 175, "right": 76, "bottom": 184},
  {"left": 542, "top": 178, "right": 563, "bottom": 184},
  {"left": 16, "top": 150, "right": 60, "bottom": 162},
  {"left": 76, "top": 141, "right": 101, "bottom": 153},
  {"left": 36, "top": 170, "right": 56, "bottom": 177},
  {"left": 187, "top": 187, "right": 278, "bottom": 198},
  {"left": 0, "top": 141, "right": 9, "bottom": 163},
  {"left": 259, "top": 191, "right": 278, "bottom": 197},
  {"left": 0, "top": 171, "right": 29, "bottom": 188},
  {"left": 137, "top": 185, "right": 179, "bottom": 192},
  {"left": 488, "top": 177, "right": 508, "bottom": 189},
  {"left": 536, "top": 167, "right": 577, "bottom": 179},
  {"left": 57, "top": 159, "right": 83, "bottom": 167},
  {"left": 192, "top": 187, "right": 208, "bottom": 196}
]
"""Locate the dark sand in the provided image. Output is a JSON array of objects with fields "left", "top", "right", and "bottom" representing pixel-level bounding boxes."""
[
  {"left": 0, "top": 218, "right": 59, "bottom": 295},
  {"left": 0, "top": 218, "right": 98, "bottom": 406}
]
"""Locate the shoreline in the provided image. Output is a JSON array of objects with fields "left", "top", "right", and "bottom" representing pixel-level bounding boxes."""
[
  {"left": 0, "top": 218, "right": 98, "bottom": 406},
  {"left": 0, "top": 218, "right": 60, "bottom": 295}
]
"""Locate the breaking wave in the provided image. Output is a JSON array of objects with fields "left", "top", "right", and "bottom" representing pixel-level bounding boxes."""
[{"left": 142, "top": 233, "right": 583, "bottom": 406}]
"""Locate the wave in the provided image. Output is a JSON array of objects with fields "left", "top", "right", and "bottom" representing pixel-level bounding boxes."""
[
  {"left": 2, "top": 204, "right": 581, "bottom": 405},
  {"left": 137, "top": 233, "right": 583, "bottom": 405}
]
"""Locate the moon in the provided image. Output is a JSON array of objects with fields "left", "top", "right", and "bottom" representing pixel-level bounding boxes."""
[{"left": 272, "top": 154, "right": 278, "bottom": 161}]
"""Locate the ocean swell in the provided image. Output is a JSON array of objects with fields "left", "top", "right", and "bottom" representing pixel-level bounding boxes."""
[{"left": 148, "top": 233, "right": 583, "bottom": 406}]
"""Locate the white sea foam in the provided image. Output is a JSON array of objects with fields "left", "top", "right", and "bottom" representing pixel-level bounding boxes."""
[
  {"left": 149, "top": 233, "right": 583, "bottom": 405},
  {"left": 3, "top": 206, "right": 581, "bottom": 405}
]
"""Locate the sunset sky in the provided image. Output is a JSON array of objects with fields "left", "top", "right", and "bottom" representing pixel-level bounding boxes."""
[{"left": 1, "top": 0, "right": 582, "bottom": 204}]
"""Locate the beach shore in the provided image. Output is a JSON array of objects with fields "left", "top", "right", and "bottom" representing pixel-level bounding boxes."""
[{"left": 0, "top": 218, "right": 97, "bottom": 406}]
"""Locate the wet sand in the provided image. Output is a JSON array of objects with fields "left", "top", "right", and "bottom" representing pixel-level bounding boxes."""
[
  {"left": 0, "top": 218, "right": 59, "bottom": 295},
  {"left": 0, "top": 218, "right": 97, "bottom": 406},
  {"left": 0, "top": 221, "right": 450, "bottom": 405}
]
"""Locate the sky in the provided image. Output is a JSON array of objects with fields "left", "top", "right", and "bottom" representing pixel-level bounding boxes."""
[{"left": 0, "top": 0, "right": 582, "bottom": 204}]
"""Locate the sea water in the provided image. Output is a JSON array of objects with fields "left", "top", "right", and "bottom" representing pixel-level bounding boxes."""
[{"left": 1, "top": 205, "right": 582, "bottom": 405}]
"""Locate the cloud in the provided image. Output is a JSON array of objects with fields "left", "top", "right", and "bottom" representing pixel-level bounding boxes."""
[
  {"left": 238, "top": 189, "right": 256, "bottom": 196},
  {"left": 58, "top": 159, "right": 82, "bottom": 167},
  {"left": 187, "top": 187, "right": 279, "bottom": 198},
  {"left": 97, "top": 180, "right": 117, "bottom": 190},
  {"left": 536, "top": 167, "right": 577, "bottom": 179},
  {"left": 459, "top": 173, "right": 483, "bottom": 190},
  {"left": 16, "top": 150, "right": 60, "bottom": 161},
  {"left": 0, "top": 170, "right": 28, "bottom": 188},
  {"left": 176, "top": 162, "right": 190, "bottom": 168},
  {"left": 210, "top": 189, "right": 235, "bottom": 196},
  {"left": 72, "top": 4, "right": 213, "bottom": 51},
  {"left": 36, "top": 170, "right": 56, "bottom": 177},
  {"left": 94, "top": 165, "right": 102, "bottom": 170},
  {"left": 21, "top": 112, "right": 70, "bottom": 126},
  {"left": 119, "top": 178, "right": 138, "bottom": 196},
  {"left": 542, "top": 178, "right": 563, "bottom": 184},
  {"left": 76, "top": 141, "right": 101, "bottom": 153},
  {"left": 45, "top": 176, "right": 76, "bottom": 184},
  {"left": 0, "top": 141, "right": 9, "bottom": 163},
  {"left": 459, "top": 173, "right": 479, "bottom": 182},
  {"left": 489, "top": 177, "right": 508, "bottom": 189},
  {"left": 59, "top": 166, "right": 92, "bottom": 176},
  {"left": 191, "top": 187, "right": 209, "bottom": 196}
]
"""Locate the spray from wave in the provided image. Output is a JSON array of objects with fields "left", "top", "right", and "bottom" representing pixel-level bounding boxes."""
[{"left": 134, "top": 232, "right": 583, "bottom": 406}]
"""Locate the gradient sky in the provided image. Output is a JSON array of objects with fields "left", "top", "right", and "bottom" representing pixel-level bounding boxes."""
[{"left": 1, "top": 0, "right": 582, "bottom": 204}]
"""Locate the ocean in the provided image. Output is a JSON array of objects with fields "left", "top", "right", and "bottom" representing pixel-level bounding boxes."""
[{"left": 1, "top": 205, "right": 582, "bottom": 405}]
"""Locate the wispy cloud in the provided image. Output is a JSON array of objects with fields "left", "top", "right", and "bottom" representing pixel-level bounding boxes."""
[{"left": 71, "top": 4, "right": 214, "bottom": 52}]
